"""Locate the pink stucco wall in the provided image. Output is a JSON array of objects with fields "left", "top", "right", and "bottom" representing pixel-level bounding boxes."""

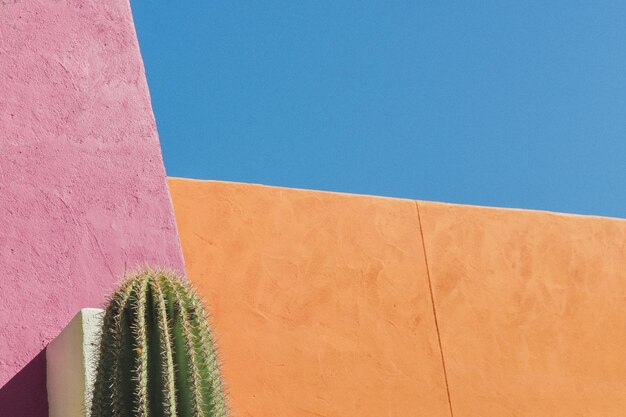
[{"left": 0, "top": 1, "right": 184, "bottom": 415}]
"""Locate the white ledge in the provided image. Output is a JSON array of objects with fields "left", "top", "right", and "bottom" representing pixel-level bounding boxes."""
[{"left": 47, "top": 308, "right": 104, "bottom": 417}]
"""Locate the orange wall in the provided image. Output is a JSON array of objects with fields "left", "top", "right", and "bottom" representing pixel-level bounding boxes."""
[
  {"left": 419, "top": 202, "right": 626, "bottom": 416},
  {"left": 168, "top": 178, "right": 626, "bottom": 417}
]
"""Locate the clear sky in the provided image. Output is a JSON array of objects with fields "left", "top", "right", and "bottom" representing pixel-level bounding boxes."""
[{"left": 131, "top": 1, "right": 626, "bottom": 219}]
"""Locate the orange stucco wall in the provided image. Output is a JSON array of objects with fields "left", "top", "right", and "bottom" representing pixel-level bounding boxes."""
[
  {"left": 168, "top": 178, "right": 626, "bottom": 417},
  {"left": 419, "top": 202, "right": 626, "bottom": 416}
]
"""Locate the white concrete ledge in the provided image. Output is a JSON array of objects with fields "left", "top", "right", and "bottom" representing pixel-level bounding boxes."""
[{"left": 47, "top": 308, "right": 104, "bottom": 417}]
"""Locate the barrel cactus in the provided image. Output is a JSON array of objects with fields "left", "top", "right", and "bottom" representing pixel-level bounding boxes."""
[{"left": 91, "top": 269, "right": 228, "bottom": 417}]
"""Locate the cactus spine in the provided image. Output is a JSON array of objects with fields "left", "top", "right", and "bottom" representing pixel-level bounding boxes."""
[{"left": 91, "top": 270, "right": 228, "bottom": 417}]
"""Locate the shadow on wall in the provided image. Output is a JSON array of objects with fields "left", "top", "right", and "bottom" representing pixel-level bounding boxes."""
[{"left": 0, "top": 349, "right": 48, "bottom": 417}]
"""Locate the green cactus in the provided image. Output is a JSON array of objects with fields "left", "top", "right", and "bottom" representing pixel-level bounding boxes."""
[{"left": 90, "top": 269, "right": 228, "bottom": 417}]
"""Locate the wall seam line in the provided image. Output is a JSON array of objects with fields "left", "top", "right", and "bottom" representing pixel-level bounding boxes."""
[{"left": 415, "top": 200, "right": 455, "bottom": 417}]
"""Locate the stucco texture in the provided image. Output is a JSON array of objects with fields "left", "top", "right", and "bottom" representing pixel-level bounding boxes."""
[
  {"left": 419, "top": 202, "right": 626, "bottom": 416},
  {"left": 0, "top": 1, "right": 184, "bottom": 415},
  {"left": 169, "top": 178, "right": 626, "bottom": 417},
  {"left": 168, "top": 178, "right": 452, "bottom": 417}
]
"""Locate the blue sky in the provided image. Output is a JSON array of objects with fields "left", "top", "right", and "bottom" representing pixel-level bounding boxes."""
[{"left": 131, "top": 1, "right": 626, "bottom": 219}]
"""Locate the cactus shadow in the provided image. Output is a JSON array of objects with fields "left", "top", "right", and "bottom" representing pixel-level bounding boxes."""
[{"left": 0, "top": 349, "right": 48, "bottom": 417}]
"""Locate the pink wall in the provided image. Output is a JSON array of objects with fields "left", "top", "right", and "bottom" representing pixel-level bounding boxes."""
[{"left": 0, "top": 1, "right": 184, "bottom": 415}]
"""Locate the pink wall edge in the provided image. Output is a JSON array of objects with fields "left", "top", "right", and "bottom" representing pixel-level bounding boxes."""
[{"left": 0, "top": 1, "right": 184, "bottom": 415}]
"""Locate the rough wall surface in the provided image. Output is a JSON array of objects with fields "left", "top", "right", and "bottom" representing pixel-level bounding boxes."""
[
  {"left": 419, "top": 202, "right": 626, "bottom": 416},
  {"left": 168, "top": 178, "right": 452, "bottom": 417},
  {"left": 169, "top": 178, "right": 626, "bottom": 417},
  {"left": 0, "top": 1, "right": 184, "bottom": 415}
]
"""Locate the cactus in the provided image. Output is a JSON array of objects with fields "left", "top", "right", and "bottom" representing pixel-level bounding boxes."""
[{"left": 90, "top": 269, "right": 228, "bottom": 417}]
